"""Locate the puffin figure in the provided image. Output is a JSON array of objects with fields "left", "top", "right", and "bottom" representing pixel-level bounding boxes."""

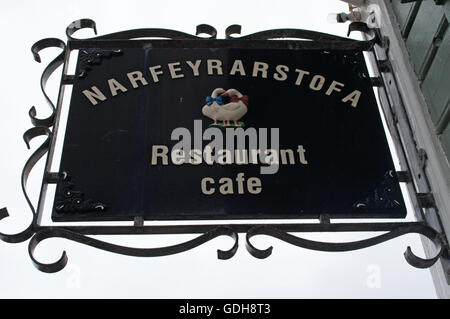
[
  {"left": 202, "top": 88, "right": 248, "bottom": 127},
  {"left": 202, "top": 88, "right": 225, "bottom": 126}
]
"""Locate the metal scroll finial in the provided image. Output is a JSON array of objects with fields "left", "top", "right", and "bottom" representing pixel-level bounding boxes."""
[
  {"left": 195, "top": 24, "right": 217, "bottom": 39},
  {"left": 21, "top": 127, "right": 53, "bottom": 213},
  {"left": 66, "top": 18, "right": 97, "bottom": 40},
  {"left": 225, "top": 25, "right": 242, "bottom": 39},
  {"left": 31, "top": 38, "right": 65, "bottom": 63},
  {"left": 29, "top": 38, "right": 67, "bottom": 127}
]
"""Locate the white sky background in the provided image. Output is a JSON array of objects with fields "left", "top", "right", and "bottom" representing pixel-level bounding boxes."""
[{"left": 0, "top": 0, "right": 438, "bottom": 298}]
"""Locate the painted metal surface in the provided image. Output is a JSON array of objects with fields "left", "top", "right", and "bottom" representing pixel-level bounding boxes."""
[{"left": 52, "top": 42, "right": 405, "bottom": 221}]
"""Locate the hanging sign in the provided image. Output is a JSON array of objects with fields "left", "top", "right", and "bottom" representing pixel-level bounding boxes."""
[
  {"left": 52, "top": 42, "right": 406, "bottom": 221},
  {"left": 6, "top": 21, "right": 448, "bottom": 276}
]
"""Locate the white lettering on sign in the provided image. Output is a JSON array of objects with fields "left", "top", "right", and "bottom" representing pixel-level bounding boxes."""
[
  {"left": 81, "top": 59, "right": 364, "bottom": 108},
  {"left": 150, "top": 120, "right": 311, "bottom": 196}
]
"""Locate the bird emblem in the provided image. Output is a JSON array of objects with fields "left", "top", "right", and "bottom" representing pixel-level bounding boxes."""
[{"left": 202, "top": 88, "right": 249, "bottom": 128}]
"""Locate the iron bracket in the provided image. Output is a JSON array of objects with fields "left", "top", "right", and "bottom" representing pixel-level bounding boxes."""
[
  {"left": 396, "top": 171, "right": 412, "bottom": 183},
  {"left": 366, "top": 34, "right": 450, "bottom": 284},
  {"left": 44, "top": 172, "right": 67, "bottom": 184},
  {"left": 370, "top": 76, "right": 383, "bottom": 87},
  {"left": 417, "top": 193, "right": 437, "bottom": 209},
  {"left": 378, "top": 59, "right": 391, "bottom": 73},
  {"left": 62, "top": 75, "right": 76, "bottom": 85}
]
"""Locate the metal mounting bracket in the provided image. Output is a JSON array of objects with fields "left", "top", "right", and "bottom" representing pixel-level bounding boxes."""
[
  {"left": 363, "top": 30, "right": 450, "bottom": 285},
  {"left": 417, "top": 193, "right": 437, "bottom": 209},
  {"left": 396, "top": 171, "right": 412, "bottom": 183}
]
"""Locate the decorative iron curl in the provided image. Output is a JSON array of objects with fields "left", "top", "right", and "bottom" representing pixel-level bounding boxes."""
[
  {"left": 66, "top": 19, "right": 216, "bottom": 41},
  {"left": 28, "top": 226, "right": 239, "bottom": 273},
  {"left": 245, "top": 224, "right": 445, "bottom": 269},
  {"left": 29, "top": 38, "right": 66, "bottom": 127},
  {"left": 195, "top": 24, "right": 217, "bottom": 39},
  {"left": 347, "top": 22, "right": 374, "bottom": 38},
  {"left": 66, "top": 19, "right": 98, "bottom": 41},
  {"left": 0, "top": 207, "right": 34, "bottom": 243},
  {"left": 236, "top": 28, "right": 361, "bottom": 42},
  {"left": 65, "top": 19, "right": 371, "bottom": 48},
  {"left": 0, "top": 208, "right": 8, "bottom": 220},
  {"left": 0, "top": 127, "right": 52, "bottom": 243},
  {"left": 225, "top": 25, "right": 242, "bottom": 39},
  {"left": 225, "top": 25, "right": 372, "bottom": 50}
]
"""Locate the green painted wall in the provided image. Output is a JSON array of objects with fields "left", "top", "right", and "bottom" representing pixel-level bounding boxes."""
[
  {"left": 391, "top": 0, "right": 450, "bottom": 159},
  {"left": 392, "top": 0, "right": 414, "bottom": 33},
  {"left": 441, "top": 124, "right": 450, "bottom": 158}
]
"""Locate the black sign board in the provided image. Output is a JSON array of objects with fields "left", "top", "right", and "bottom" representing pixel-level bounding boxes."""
[{"left": 52, "top": 43, "right": 406, "bottom": 221}]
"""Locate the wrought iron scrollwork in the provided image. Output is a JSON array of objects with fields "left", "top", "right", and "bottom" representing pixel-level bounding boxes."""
[
  {"left": 29, "top": 38, "right": 66, "bottom": 128},
  {"left": 225, "top": 25, "right": 242, "bottom": 39},
  {"left": 0, "top": 37, "right": 64, "bottom": 243},
  {"left": 66, "top": 18, "right": 98, "bottom": 41},
  {"left": 0, "top": 207, "right": 34, "bottom": 244},
  {"left": 28, "top": 226, "right": 239, "bottom": 273},
  {"left": 195, "top": 24, "right": 217, "bottom": 39},
  {"left": 223, "top": 24, "right": 373, "bottom": 50},
  {"left": 0, "top": 127, "right": 52, "bottom": 243},
  {"left": 66, "top": 18, "right": 217, "bottom": 41},
  {"left": 245, "top": 223, "right": 445, "bottom": 269},
  {"left": 1, "top": 19, "right": 448, "bottom": 275},
  {"left": 233, "top": 27, "right": 358, "bottom": 42},
  {"left": 64, "top": 19, "right": 372, "bottom": 51}
]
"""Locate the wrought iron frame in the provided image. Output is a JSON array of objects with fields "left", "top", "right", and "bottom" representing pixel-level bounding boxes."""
[{"left": 0, "top": 19, "right": 448, "bottom": 273}]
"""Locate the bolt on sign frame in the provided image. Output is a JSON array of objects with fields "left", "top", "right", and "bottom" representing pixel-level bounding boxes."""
[{"left": 0, "top": 19, "right": 448, "bottom": 273}]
